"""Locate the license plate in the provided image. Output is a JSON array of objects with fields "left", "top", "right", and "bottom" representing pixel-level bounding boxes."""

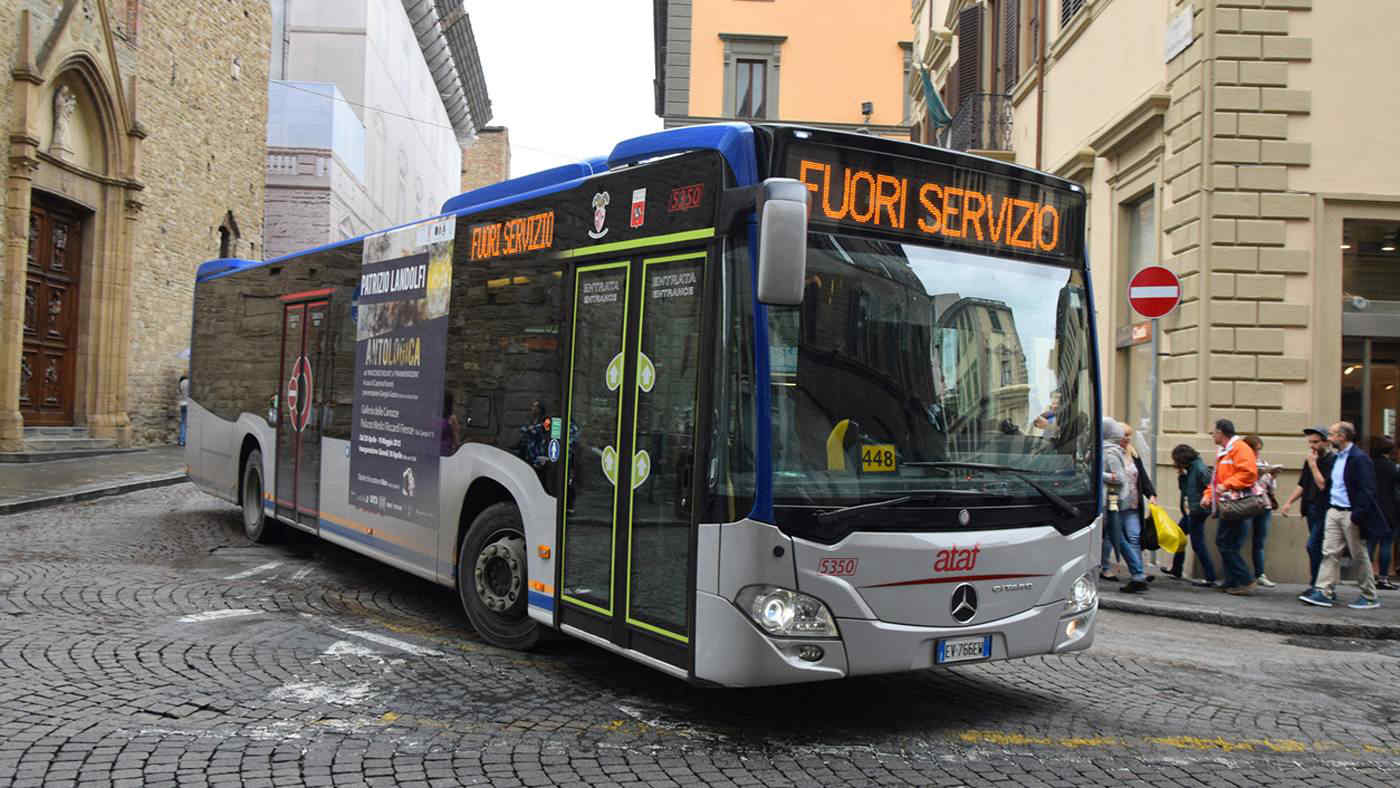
[{"left": 936, "top": 635, "right": 991, "bottom": 664}]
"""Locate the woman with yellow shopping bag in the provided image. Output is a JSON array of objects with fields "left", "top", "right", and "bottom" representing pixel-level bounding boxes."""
[{"left": 1166, "top": 444, "right": 1219, "bottom": 587}]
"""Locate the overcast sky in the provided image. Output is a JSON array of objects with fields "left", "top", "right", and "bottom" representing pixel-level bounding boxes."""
[{"left": 467, "top": 1, "right": 663, "bottom": 178}]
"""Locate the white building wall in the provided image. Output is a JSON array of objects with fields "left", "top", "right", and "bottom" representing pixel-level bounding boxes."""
[
  {"left": 268, "top": 0, "right": 465, "bottom": 258},
  {"left": 362, "top": 0, "right": 461, "bottom": 225}
]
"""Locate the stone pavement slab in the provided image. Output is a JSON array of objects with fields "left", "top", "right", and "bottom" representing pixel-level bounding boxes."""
[
  {"left": 1098, "top": 571, "right": 1400, "bottom": 639},
  {"left": 0, "top": 445, "right": 187, "bottom": 514}
]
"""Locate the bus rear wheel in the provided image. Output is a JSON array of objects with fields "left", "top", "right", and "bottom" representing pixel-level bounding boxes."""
[
  {"left": 458, "top": 502, "right": 539, "bottom": 650},
  {"left": 240, "top": 449, "right": 279, "bottom": 543}
]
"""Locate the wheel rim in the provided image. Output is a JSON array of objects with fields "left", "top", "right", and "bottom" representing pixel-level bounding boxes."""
[
  {"left": 243, "top": 467, "right": 261, "bottom": 531},
  {"left": 474, "top": 531, "right": 525, "bottom": 615}
]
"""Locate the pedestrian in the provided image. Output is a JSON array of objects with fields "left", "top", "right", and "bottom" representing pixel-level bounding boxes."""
[
  {"left": 177, "top": 374, "right": 189, "bottom": 447},
  {"left": 1167, "top": 444, "right": 1218, "bottom": 587},
  {"left": 1122, "top": 422, "right": 1159, "bottom": 571},
  {"left": 1298, "top": 422, "right": 1388, "bottom": 609},
  {"left": 1369, "top": 436, "right": 1399, "bottom": 590},
  {"left": 1103, "top": 419, "right": 1149, "bottom": 593},
  {"left": 1280, "top": 426, "right": 1335, "bottom": 588},
  {"left": 1202, "top": 418, "right": 1259, "bottom": 595},
  {"left": 1242, "top": 435, "right": 1280, "bottom": 587},
  {"left": 1099, "top": 417, "right": 1125, "bottom": 581}
]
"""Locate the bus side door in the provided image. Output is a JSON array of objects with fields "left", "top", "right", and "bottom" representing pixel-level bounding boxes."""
[
  {"left": 556, "top": 249, "right": 708, "bottom": 672},
  {"left": 276, "top": 293, "right": 332, "bottom": 530}
]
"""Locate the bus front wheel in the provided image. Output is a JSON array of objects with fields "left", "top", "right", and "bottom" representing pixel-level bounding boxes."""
[
  {"left": 240, "top": 449, "right": 279, "bottom": 543},
  {"left": 458, "top": 502, "right": 540, "bottom": 650}
]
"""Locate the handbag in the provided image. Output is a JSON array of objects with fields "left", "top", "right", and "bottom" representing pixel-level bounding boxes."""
[
  {"left": 1139, "top": 505, "right": 1160, "bottom": 551},
  {"left": 1216, "top": 483, "right": 1269, "bottom": 520}
]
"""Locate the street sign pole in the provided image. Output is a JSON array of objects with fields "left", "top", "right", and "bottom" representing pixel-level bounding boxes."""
[
  {"left": 1127, "top": 265, "right": 1181, "bottom": 491},
  {"left": 1148, "top": 317, "right": 1160, "bottom": 488}
]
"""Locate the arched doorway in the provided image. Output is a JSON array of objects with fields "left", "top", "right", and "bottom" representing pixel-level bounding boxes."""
[{"left": 0, "top": 15, "right": 146, "bottom": 451}]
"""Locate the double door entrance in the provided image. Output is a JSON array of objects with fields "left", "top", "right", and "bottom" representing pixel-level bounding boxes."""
[
  {"left": 556, "top": 250, "right": 708, "bottom": 670},
  {"left": 21, "top": 197, "right": 84, "bottom": 425},
  {"left": 276, "top": 294, "right": 333, "bottom": 529}
]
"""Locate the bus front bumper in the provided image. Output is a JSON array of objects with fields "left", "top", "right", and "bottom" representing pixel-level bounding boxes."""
[{"left": 694, "top": 590, "right": 1095, "bottom": 687}]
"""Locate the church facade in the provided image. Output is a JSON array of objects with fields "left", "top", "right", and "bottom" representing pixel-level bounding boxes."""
[{"left": 0, "top": 0, "right": 270, "bottom": 451}]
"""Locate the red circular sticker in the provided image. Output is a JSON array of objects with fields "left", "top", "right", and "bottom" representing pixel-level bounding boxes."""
[{"left": 286, "top": 355, "right": 313, "bottom": 432}]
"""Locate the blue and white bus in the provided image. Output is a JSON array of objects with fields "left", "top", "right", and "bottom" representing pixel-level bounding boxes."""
[{"left": 185, "top": 123, "right": 1102, "bottom": 686}]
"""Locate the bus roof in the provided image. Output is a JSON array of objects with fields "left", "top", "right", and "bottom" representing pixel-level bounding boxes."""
[
  {"left": 196, "top": 122, "right": 1075, "bottom": 282},
  {"left": 198, "top": 122, "right": 760, "bottom": 283}
]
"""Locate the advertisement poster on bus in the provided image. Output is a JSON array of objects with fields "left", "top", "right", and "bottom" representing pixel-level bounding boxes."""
[{"left": 348, "top": 217, "right": 455, "bottom": 526}]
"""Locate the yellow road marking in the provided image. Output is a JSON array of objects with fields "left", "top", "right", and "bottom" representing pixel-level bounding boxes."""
[{"left": 957, "top": 730, "right": 1380, "bottom": 755}]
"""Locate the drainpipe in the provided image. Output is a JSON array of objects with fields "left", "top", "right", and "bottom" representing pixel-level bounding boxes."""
[{"left": 1035, "top": 0, "right": 1046, "bottom": 169}]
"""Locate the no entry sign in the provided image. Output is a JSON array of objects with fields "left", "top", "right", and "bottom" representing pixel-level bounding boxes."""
[{"left": 1128, "top": 266, "right": 1181, "bottom": 319}]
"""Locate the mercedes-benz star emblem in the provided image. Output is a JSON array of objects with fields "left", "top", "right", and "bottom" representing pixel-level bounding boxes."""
[
  {"left": 958, "top": 508, "right": 971, "bottom": 526},
  {"left": 950, "top": 583, "right": 978, "bottom": 623}
]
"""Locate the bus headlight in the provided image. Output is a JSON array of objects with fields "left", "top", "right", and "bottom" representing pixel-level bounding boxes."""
[
  {"left": 735, "top": 585, "right": 839, "bottom": 638},
  {"left": 1064, "top": 573, "right": 1097, "bottom": 615}
]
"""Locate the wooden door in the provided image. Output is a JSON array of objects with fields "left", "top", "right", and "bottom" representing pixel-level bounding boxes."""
[{"left": 21, "top": 201, "right": 83, "bottom": 426}]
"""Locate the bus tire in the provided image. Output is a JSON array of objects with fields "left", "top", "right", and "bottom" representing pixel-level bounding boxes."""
[
  {"left": 240, "top": 449, "right": 278, "bottom": 544},
  {"left": 458, "top": 502, "right": 539, "bottom": 650}
]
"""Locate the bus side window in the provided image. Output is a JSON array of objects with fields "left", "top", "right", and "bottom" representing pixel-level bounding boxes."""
[{"left": 464, "top": 395, "right": 492, "bottom": 430}]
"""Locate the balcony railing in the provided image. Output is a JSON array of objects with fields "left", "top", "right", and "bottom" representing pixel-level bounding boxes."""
[{"left": 945, "top": 92, "right": 1013, "bottom": 153}]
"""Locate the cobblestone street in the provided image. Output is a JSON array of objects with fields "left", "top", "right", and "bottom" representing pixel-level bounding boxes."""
[{"left": 1, "top": 485, "right": 1398, "bottom": 787}]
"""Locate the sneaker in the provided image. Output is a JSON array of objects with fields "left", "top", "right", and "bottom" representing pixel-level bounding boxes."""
[
  {"left": 1161, "top": 570, "right": 1184, "bottom": 580},
  {"left": 1119, "top": 580, "right": 1149, "bottom": 594},
  {"left": 1377, "top": 578, "right": 1397, "bottom": 591},
  {"left": 1348, "top": 597, "right": 1381, "bottom": 610},
  {"left": 1298, "top": 588, "right": 1334, "bottom": 607},
  {"left": 1225, "top": 585, "right": 1253, "bottom": 596},
  {"left": 1191, "top": 578, "right": 1216, "bottom": 588},
  {"left": 1099, "top": 573, "right": 1118, "bottom": 582},
  {"left": 1255, "top": 574, "right": 1277, "bottom": 588}
]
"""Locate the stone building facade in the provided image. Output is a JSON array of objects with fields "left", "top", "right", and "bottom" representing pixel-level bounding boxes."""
[
  {"left": 0, "top": 0, "right": 269, "bottom": 451},
  {"left": 459, "top": 125, "right": 509, "bottom": 193},
  {"left": 912, "top": 0, "right": 1400, "bottom": 582}
]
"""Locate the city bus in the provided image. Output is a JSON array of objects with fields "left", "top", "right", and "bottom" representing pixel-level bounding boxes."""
[{"left": 185, "top": 123, "right": 1102, "bottom": 686}]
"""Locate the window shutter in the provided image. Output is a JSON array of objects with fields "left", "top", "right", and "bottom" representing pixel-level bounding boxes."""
[
  {"left": 957, "top": 4, "right": 983, "bottom": 112},
  {"left": 1003, "top": 0, "right": 1019, "bottom": 88},
  {"left": 1061, "top": 0, "right": 1085, "bottom": 28}
]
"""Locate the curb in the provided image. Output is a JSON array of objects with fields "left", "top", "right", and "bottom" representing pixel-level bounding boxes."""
[
  {"left": 1099, "top": 595, "right": 1400, "bottom": 641},
  {"left": 0, "top": 473, "right": 189, "bottom": 516}
]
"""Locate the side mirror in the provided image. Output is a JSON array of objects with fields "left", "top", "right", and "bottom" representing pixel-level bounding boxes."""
[{"left": 755, "top": 178, "right": 808, "bottom": 305}]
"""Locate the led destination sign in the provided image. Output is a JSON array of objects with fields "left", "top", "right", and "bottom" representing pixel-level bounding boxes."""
[
  {"left": 785, "top": 143, "right": 1083, "bottom": 260},
  {"left": 468, "top": 210, "right": 555, "bottom": 262}
]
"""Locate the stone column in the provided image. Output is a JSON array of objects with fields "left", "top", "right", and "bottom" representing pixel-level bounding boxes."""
[{"left": 0, "top": 13, "right": 44, "bottom": 452}]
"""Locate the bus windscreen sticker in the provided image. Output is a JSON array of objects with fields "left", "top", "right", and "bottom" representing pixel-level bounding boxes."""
[{"left": 348, "top": 217, "right": 455, "bottom": 526}]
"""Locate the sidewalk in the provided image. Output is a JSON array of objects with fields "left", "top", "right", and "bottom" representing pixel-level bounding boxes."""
[
  {"left": 0, "top": 446, "right": 187, "bottom": 515},
  {"left": 1098, "top": 572, "right": 1400, "bottom": 640}
]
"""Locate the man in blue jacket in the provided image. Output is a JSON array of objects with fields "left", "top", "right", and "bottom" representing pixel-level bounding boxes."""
[{"left": 1300, "top": 421, "right": 1391, "bottom": 609}]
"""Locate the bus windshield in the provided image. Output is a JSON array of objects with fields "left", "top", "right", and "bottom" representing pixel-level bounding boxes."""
[{"left": 762, "top": 231, "right": 1096, "bottom": 515}]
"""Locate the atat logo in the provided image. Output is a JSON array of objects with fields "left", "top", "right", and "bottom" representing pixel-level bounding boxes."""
[{"left": 934, "top": 545, "right": 980, "bottom": 572}]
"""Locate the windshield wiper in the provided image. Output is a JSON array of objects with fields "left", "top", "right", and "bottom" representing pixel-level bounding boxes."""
[
  {"left": 814, "top": 493, "right": 944, "bottom": 527},
  {"left": 904, "top": 462, "right": 1081, "bottom": 519}
]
